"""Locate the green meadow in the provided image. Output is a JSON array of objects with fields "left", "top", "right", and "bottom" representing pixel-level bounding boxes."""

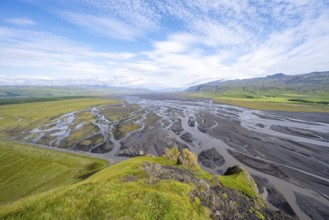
[
  {"left": 185, "top": 91, "right": 329, "bottom": 112},
  {"left": 0, "top": 150, "right": 261, "bottom": 219},
  {"left": 0, "top": 141, "right": 107, "bottom": 206},
  {"left": 0, "top": 97, "right": 121, "bottom": 205},
  {"left": 0, "top": 97, "right": 121, "bottom": 135}
]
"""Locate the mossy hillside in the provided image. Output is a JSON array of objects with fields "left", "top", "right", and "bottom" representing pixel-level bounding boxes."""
[
  {"left": 0, "top": 141, "right": 107, "bottom": 206},
  {"left": 219, "top": 166, "right": 260, "bottom": 200},
  {"left": 0, "top": 147, "right": 282, "bottom": 220},
  {"left": 164, "top": 147, "right": 261, "bottom": 200},
  {"left": 0, "top": 155, "right": 210, "bottom": 220}
]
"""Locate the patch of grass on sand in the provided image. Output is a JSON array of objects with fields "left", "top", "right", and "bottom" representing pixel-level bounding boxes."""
[
  {"left": 60, "top": 111, "right": 99, "bottom": 148},
  {"left": 113, "top": 121, "right": 141, "bottom": 140},
  {"left": 0, "top": 141, "right": 107, "bottom": 206},
  {"left": 101, "top": 104, "right": 140, "bottom": 121},
  {"left": 218, "top": 167, "right": 259, "bottom": 200},
  {"left": 144, "top": 112, "right": 161, "bottom": 125}
]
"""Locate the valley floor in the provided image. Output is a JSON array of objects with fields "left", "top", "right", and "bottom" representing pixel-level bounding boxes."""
[{"left": 1, "top": 95, "right": 329, "bottom": 219}]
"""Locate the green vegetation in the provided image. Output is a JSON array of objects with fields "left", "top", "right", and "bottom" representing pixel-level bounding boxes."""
[
  {"left": 185, "top": 92, "right": 329, "bottom": 112},
  {"left": 113, "top": 121, "right": 141, "bottom": 140},
  {"left": 101, "top": 104, "right": 140, "bottom": 121},
  {"left": 185, "top": 72, "right": 329, "bottom": 112},
  {"left": 0, "top": 155, "right": 210, "bottom": 220},
  {"left": 287, "top": 98, "right": 329, "bottom": 105},
  {"left": 0, "top": 145, "right": 265, "bottom": 220},
  {"left": 60, "top": 111, "right": 99, "bottom": 147},
  {"left": 177, "top": 148, "right": 200, "bottom": 168},
  {"left": 0, "top": 98, "right": 120, "bottom": 135},
  {"left": 0, "top": 96, "right": 95, "bottom": 105},
  {"left": 163, "top": 147, "right": 258, "bottom": 199},
  {"left": 0, "top": 85, "right": 151, "bottom": 100},
  {"left": 0, "top": 141, "right": 107, "bottom": 206},
  {"left": 164, "top": 147, "right": 180, "bottom": 161},
  {"left": 0, "top": 86, "right": 97, "bottom": 100},
  {"left": 144, "top": 112, "right": 161, "bottom": 125},
  {"left": 255, "top": 210, "right": 265, "bottom": 220},
  {"left": 218, "top": 167, "right": 259, "bottom": 200},
  {"left": 164, "top": 147, "right": 200, "bottom": 169}
]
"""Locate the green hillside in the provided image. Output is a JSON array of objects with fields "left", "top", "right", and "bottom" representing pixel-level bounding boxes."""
[
  {"left": 185, "top": 71, "right": 329, "bottom": 112},
  {"left": 0, "top": 141, "right": 107, "bottom": 206},
  {"left": 0, "top": 147, "right": 292, "bottom": 220}
]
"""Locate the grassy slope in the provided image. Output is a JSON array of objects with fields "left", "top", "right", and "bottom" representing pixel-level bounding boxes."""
[
  {"left": 0, "top": 155, "right": 259, "bottom": 220},
  {"left": 184, "top": 92, "right": 329, "bottom": 112},
  {"left": 0, "top": 141, "right": 107, "bottom": 206},
  {"left": 0, "top": 98, "right": 121, "bottom": 133}
]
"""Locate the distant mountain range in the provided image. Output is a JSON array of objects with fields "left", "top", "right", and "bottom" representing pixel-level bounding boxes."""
[
  {"left": 187, "top": 71, "right": 329, "bottom": 98},
  {"left": 0, "top": 85, "right": 153, "bottom": 99}
]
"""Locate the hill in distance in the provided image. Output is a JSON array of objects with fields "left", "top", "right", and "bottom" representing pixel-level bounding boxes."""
[
  {"left": 188, "top": 71, "right": 329, "bottom": 96},
  {"left": 0, "top": 85, "right": 152, "bottom": 99},
  {"left": 185, "top": 71, "right": 329, "bottom": 112},
  {"left": 0, "top": 85, "right": 153, "bottom": 105}
]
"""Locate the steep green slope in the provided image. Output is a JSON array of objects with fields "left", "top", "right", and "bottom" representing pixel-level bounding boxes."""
[
  {"left": 185, "top": 71, "right": 329, "bottom": 112},
  {"left": 0, "top": 141, "right": 107, "bottom": 206},
  {"left": 0, "top": 148, "right": 293, "bottom": 220}
]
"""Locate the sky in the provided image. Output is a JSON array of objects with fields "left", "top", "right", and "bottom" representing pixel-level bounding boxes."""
[{"left": 0, "top": 0, "right": 329, "bottom": 89}]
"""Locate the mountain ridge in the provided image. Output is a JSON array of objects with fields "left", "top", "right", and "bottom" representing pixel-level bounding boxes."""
[{"left": 187, "top": 71, "right": 329, "bottom": 93}]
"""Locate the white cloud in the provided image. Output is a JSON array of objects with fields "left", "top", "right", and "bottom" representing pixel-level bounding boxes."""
[
  {"left": 5, "top": 17, "right": 36, "bottom": 26},
  {"left": 1, "top": 1, "right": 329, "bottom": 89},
  {"left": 62, "top": 12, "right": 141, "bottom": 41},
  {"left": 0, "top": 27, "right": 135, "bottom": 84}
]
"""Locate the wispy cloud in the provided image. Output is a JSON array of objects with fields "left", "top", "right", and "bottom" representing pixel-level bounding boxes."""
[
  {"left": 5, "top": 17, "right": 36, "bottom": 26},
  {"left": 1, "top": 1, "right": 329, "bottom": 88},
  {"left": 62, "top": 12, "right": 141, "bottom": 41},
  {"left": 29, "top": 0, "right": 161, "bottom": 41},
  {"left": 0, "top": 27, "right": 136, "bottom": 85}
]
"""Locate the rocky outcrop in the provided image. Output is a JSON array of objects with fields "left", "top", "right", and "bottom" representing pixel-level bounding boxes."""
[
  {"left": 177, "top": 148, "right": 199, "bottom": 168},
  {"left": 142, "top": 161, "right": 296, "bottom": 220},
  {"left": 164, "top": 147, "right": 199, "bottom": 168}
]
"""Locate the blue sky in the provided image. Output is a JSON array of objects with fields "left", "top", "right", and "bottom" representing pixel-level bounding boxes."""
[{"left": 0, "top": 0, "right": 329, "bottom": 89}]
